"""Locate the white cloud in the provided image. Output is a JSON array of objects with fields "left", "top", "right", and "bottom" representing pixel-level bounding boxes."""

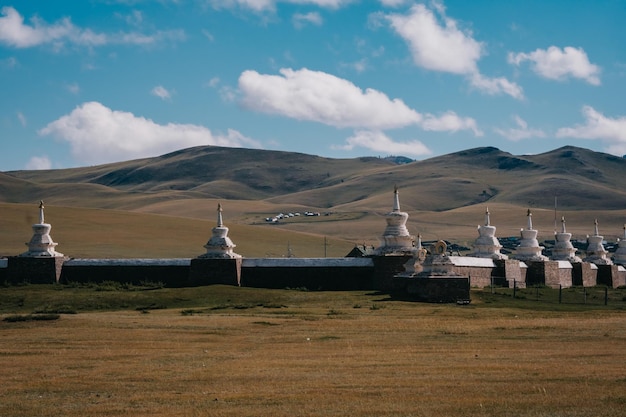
[
  {"left": 508, "top": 46, "right": 601, "bottom": 85},
  {"left": 422, "top": 111, "right": 483, "bottom": 136},
  {"left": 0, "top": 6, "right": 184, "bottom": 49},
  {"left": 556, "top": 106, "right": 626, "bottom": 155},
  {"left": 385, "top": 3, "right": 482, "bottom": 75},
  {"left": 65, "top": 82, "right": 80, "bottom": 95},
  {"left": 379, "top": 0, "right": 410, "bottom": 7},
  {"left": 238, "top": 67, "right": 481, "bottom": 134},
  {"left": 205, "top": 77, "right": 220, "bottom": 88},
  {"left": 293, "top": 12, "right": 323, "bottom": 29},
  {"left": 493, "top": 115, "right": 546, "bottom": 141},
  {"left": 26, "top": 155, "right": 52, "bottom": 170},
  {"left": 385, "top": 2, "right": 523, "bottom": 99},
  {"left": 469, "top": 73, "right": 524, "bottom": 100},
  {"left": 239, "top": 68, "right": 422, "bottom": 129},
  {"left": 38, "top": 101, "right": 262, "bottom": 165},
  {"left": 333, "top": 130, "right": 431, "bottom": 156},
  {"left": 151, "top": 85, "right": 172, "bottom": 100},
  {"left": 205, "top": 0, "right": 353, "bottom": 12},
  {"left": 16, "top": 111, "right": 27, "bottom": 127}
]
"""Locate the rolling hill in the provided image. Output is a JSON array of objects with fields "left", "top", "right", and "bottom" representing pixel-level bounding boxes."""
[{"left": 1, "top": 145, "right": 625, "bottom": 258}]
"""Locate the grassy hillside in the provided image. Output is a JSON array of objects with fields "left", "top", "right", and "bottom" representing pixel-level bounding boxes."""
[{"left": 2, "top": 145, "right": 626, "bottom": 258}]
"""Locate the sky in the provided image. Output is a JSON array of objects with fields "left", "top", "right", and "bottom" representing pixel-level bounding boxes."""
[{"left": 1, "top": 0, "right": 625, "bottom": 171}]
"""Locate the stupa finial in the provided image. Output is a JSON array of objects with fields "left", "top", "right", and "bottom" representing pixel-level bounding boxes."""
[
  {"left": 39, "top": 200, "right": 45, "bottom": 224},
  {"left": 485, "top": 207, "right": 490, "bottom": 226},
  {"left": 217, "top": 203, "right": 223, "bottom": 227},
  {"left": 593, "top": 218, "right": 599, "bottom": 236},
  {"left": 526, "top": 209, "right": 533, "bottom": 230},
  {"left": 392, "top": 185, "right": 400, "bottom": 212},
  {"left": 561, "top": 216, "right": 566, "bottom": 233}
]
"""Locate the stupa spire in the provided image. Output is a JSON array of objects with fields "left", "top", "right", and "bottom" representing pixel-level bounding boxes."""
[
  {"left": 217, "top": 203, "right": 223, "bottom": 227},
  {"left": 198, "top": 203, "right": 241, "bottom": 259},
  {"left": 20, "top": 200, "right": 64, "bottom": 258},
  {"left": 375, "top": 186, "right": 415, "bottom": 255},
  {"left": 514, "top": 208, "right": 547, "bottom": 262},
  {"left": 472, "top": 207, "right": 507, "bottom": 260},
  {"left": 551, "top": 215, "right": 581, "bottom": 263},
  {"left": 584, "top": 219, "right": 611, "bottom": 265},
  {"left": 39, "top": 200, "right": 45, "bottom": 224},
  {"left": 392, "top": 185, "right": 400, "bottom": 212}
]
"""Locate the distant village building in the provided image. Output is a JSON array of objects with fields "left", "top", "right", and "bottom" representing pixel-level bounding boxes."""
[
  {"left": 551, "top": 217, "right": 582, "bottom": 263},
  {"left": 514, "top": 209, "right": 548, "bottom": 262},
  {"left": 375, "top": 186, "right": 416, "bottom": 255}
]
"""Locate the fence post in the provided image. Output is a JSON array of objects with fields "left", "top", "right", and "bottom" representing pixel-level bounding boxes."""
[
  {"left": 513, "top": 279, "right": 516, "bottom": 299},
  {"left": 584, "top": 286, "right": 587, "bottom": 304},
  {"left": 605, "top": 287, "right": 608, "bottom": 306},
  {"left": 559, "top": 284, "right": 562, "bottom": 304}
]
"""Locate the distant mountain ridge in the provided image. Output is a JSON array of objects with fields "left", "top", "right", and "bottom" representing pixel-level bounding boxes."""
[{"left": 2, "top": 145, "right": 625, "bottom": 212}]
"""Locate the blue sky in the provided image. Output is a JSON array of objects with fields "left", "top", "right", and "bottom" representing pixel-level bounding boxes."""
[{"left": 1, "top": 0, "right": 625, "bottom": 171}]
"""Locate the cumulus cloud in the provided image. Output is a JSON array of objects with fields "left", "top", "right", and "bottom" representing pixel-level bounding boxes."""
[
  {"left": 469, "top": 73, "right": 524, "bottom": 100},
  {"left": 385, "top": 2, "right": 523, "bottom": 99},
  {"left": 385, "top": 3, "right": 481, "bottom": 75},
  {"left": 38, "top": 101, "right": 261, "bottom": 165},
  {"left": 556, "top": 106, "right": 626, "bottom": 155},
  {"left": 0, "top": 6, "right": 184, "bottom": 49},
  {"left": 26, "top": 155, "right": 52, "bottom": 170},
  {"left": 239, "top": 67, "right": 480, "bottom": 135},
  {"left": 422, "top": 111, "right": 482, "bottom": 136},
  {"left": 293, "top": 12, "right": 323, "bottom": 29},
  {"left": 508, "top": 46, "right": 601, "bottom": 85},
  {"left": 239, "top": 68, "right": 422, "bottom": 129},
  {"left": 333, "top": 130, "right": 431, "bottom": 156},
  {"left": 151, "top": 85, "right": 172, "bottom": 100},
  {"left": 494, "top": 115, "right": 546, "bottom": 141}
]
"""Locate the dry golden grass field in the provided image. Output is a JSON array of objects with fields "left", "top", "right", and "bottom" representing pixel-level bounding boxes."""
[{"left": 1, "top": 285, "right": 625, "bottom": 417}]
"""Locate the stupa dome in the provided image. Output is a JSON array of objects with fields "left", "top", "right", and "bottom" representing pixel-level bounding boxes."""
[
  {"left": 20, "top": 201, "right": 64, "bottom": 258},
  {"left": 583, "top": 219, "right": 612, "bottom": 265},
  {"left": 551, "top": 216, "right": 581, "bottom": 263},
  {"left": 472, "top": 208, "right": 507, "bottom": 260},
  {"left": 514, "top": 209, "right": 547, "bottom": 262}
]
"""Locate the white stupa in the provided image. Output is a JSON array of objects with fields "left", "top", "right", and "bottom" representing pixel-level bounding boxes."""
[
  {"left": 472, "top": 208, "right": 507, "bottom": 260},
  {"left": 375, "top": 186, "right": 415, "bottom": 255},
  {"left": 198, "top": 203, "right": 241, "bottom": 259},
  {"left": 514, "top": 209, "right": 548, "bottom": 262},
  {"left": 583, "top": 219, "right": 612, "bottom": 265},
  {"left": 551, "top": 216, "right": 581, "bottom": 263},
  {"left": 613, "top": 225, "right": 626, "bottom": 266},
  {"left": 20, "top": 201, "right": 64, "bottom": 258}
]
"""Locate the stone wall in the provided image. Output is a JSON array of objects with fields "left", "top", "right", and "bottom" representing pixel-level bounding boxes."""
[
  {"left": 571, "top": 263, "right": 597, "bottom": 287},
  {"left": 60, "top": 259, "right": 191, "bottom": 287},
  {"left": 241, "top": 258, "right": 374, "bottom": 290},
  {"left": 7, "top": 256, "right": 64, "bottom": 284},
  {"left": 596, "top": 265, "right": 626, "bottom": 288},
  {"left": 393, "top": 277, "right": 470, "bottom": 303}
]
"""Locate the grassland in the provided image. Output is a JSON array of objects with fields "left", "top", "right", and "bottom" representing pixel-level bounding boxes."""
[{"left": 1, "top": 284, "right": 625, "bottom": 417}]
